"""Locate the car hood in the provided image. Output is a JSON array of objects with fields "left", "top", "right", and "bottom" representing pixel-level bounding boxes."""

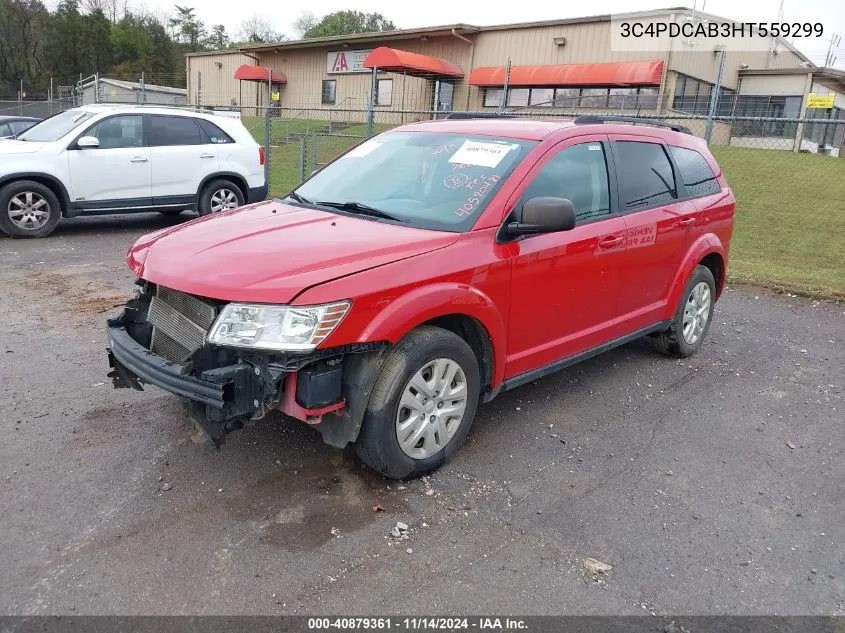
[
  {"left": 129, "top": 200, "right": 460, "bottom": 303},
  {"left": 0, "top": 140, "right": 46, "bottom": 154}
]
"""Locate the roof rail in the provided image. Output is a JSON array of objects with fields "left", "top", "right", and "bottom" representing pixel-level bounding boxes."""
[
  {"left": 444, "top": 112, "right": 515, "bottom": 120},
  {"left": 573, "top": 115, "right": 693, "bottom": 135}
]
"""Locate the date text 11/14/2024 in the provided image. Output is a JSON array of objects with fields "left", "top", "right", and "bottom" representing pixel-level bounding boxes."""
[{"left": 307, "top": 617, "right": 528, "bottom": 630}]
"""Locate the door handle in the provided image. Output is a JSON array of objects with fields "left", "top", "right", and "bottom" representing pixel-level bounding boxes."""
[
  {"left": 677, "top": 217, "right": 695, "bottom": 227},
  {"left": 199, "top": 153, "right": 215, "bottom": 159},
  {"left": 598, "top": 235, "right": 624, "bottom": 249},
  {"left": 130, "top": 156, "right": 148, "bottom": 163}
]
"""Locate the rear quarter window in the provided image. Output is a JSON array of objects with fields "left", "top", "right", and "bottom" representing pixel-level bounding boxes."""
[
  {"left": 668, "top": 146, "right": 720, "bottom": 197},
  {"left": 197, "top": 118, "right": 235, "bottom": 144}
]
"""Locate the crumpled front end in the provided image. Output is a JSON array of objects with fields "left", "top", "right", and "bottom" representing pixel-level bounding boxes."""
[{"left": 106, "top": 280, "right": 384, "bottom": 447}]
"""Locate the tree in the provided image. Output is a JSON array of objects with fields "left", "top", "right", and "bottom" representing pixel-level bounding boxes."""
[
  {"left": 0, "top": 0, "right": 52, "bottom": 90},
  {"left": 303, "top": 11, "right": 395, "bottom": 39},
  {"left": 168, "top": 4, "right": 206, "bottom": 51},
  {"left": 207, "top": 24, "right": 229, "bottom": 50},
  {"left": 237, "top": 14, "right": 285, "bottom": 44},
  {"left": 293, "top": 11, "right": 317, "bottom": 38}
]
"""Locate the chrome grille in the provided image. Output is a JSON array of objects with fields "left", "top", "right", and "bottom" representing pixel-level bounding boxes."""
[{"left": 147, "top": 287, "right": 217, "bottom": 363}]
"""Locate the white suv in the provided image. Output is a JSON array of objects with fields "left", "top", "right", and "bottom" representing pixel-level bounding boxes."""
[{"left": 0, "top": 104, "right": 267, "bottom": 238}]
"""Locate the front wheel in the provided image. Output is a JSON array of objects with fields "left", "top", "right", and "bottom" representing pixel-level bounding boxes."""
[
  {"left": 0, "top": 180, "right": 62, "bottom": 238},
  {"left": 354, "top": 326, "right": 480, "bottom": 480},
  {"left": 653, "top": 265, "right": 716, "bottom": 358},
  {"left": 197, "top": 180, "right": 244, "bottom": 217}
]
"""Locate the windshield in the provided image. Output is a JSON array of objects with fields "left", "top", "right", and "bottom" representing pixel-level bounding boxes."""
[
  {"left": 293, "top": 131, "right": 537, "bottom": 232},
  {"left": 17, "top": 109, "right": 94, "bottom": 142}
]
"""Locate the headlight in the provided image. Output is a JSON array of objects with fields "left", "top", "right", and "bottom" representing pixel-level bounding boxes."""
[{"left": 207, "top": 301, "right": 350, "bottom": 351}]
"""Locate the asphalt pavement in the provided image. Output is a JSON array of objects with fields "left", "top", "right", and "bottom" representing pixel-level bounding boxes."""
[{"left": 1, "top": 214, "right": 843, "bottom": 615}]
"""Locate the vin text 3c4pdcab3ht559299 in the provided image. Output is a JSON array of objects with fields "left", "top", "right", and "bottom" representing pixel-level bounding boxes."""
[{"left": 106, "top": 115, "right": 735, "bottom": 480}]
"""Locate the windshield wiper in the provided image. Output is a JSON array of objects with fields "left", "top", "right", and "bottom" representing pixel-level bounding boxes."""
[
  {"left": 314, "top": 201, "right": 404, "bottom": 222},
  {"left": 284, "top": 191, "right": 311, "bottom": 205}
]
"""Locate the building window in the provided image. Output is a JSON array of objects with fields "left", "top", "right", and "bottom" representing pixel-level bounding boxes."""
[
  {"left": 608, "top": 88, "right": 637, "bottom": 109},
  {"left": 553, "top": 89, "right": 581, "bottom": 107},
  {"left": 637, "top": 87, "right": 660, "bottom": 109},
  {"left": 580, "top": 88, "right": 609, "bottom": 108},
  {"left": 673, "top": 74, "right": 718, "bottom": 114},
  {"left": 321, "top": 80, "right": 336, "bottom": 105},
  {"left": 529, "top": 88, "right": 555, "bottom": 106},
  {"left": 376, "top": 79, "right": 393, "bottom": 106},
  {"left": 732, "top": 95, "right": 802, "bottom": 137},
  {"left": 483, "top": 88, "right": 502, "bottom": 107}
]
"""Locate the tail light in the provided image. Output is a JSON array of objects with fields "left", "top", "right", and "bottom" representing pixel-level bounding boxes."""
[{"left": 258, "top": 146, "right": 265, "bottom": 166}]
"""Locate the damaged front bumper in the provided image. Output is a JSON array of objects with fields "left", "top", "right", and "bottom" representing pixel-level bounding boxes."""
[{"left": 106, "top": 283, "right": 387, "bottom": 447}]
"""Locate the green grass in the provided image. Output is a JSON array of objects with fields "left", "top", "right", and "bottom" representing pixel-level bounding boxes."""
[
  {"left": 711, "top": 146, "right": 845, "bottom": 300},
  {"left": 251, "top": 120, "right": 845, "bottom": 300}
]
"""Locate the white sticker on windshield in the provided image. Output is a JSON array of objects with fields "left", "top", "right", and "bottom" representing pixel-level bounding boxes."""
[
  {"left": 448, "top": 140, "right": 516, "bottom": 168},
  {"left": 346, "top": 140, "right": 383, "bottom": 157}
]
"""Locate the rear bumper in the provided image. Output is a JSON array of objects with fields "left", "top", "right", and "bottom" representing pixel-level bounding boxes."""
[{"left": 247, "top": 183, "right": 269, "bottom": 204}]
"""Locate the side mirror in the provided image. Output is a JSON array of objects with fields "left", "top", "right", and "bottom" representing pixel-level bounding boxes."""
[
  {"left": 77, "top": 136, "right": 100, "bottom": 149},
  {"left": 507, "top": 197, "right": 576, "bottom": 237}
]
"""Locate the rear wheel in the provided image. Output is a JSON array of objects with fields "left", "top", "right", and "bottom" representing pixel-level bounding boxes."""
[
  {"left": 354, "top": 326, "right": 480, "bottom": 480},
  {"left": 0, "top": 180, "right": 62, "bottom": 238},
  {"left": 198, "top": 179, "right": 244, "bottom": 216},
  {"left": 653, "top": 265, "right": 716, "bottom": 358}
]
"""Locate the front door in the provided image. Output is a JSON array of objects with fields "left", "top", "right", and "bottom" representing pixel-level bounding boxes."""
[
  {"left": 67, "top": 114, "right": 151, "bottom": 207},
  {"left": 505, "top": 135, "right": 628, "bottom": 379}
]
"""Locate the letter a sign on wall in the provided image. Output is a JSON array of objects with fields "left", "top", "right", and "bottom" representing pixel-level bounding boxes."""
[{"left": 327, "top": 50, "right": 373, "bottom": 74}]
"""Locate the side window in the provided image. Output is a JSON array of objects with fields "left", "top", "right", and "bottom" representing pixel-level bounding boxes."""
[
  {"left": 11, "top": 121, "right": 34, "bottom": 134},
  {"left": 197, "top": 118, "right": 234, "bottom": 144},
  {"left": 321, "top": 80, "right": 337, "bottom": 105},
  {"left": 148, "top": 116, "right": 204, "bottom": 146},
  {"left": 614, "top": 141, "right": 678, "bottom": 210},
  {"left": 86, "top": 115, "right": 144, "bottom": 149},
  {"left": 668, "top": 146, "right": 720, "bottom": 197},
  {"left": 521, "top": 142, "right": 611, "bottom": 222}
]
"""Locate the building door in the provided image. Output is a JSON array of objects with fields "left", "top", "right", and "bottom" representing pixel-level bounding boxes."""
[{"left": 433, "top": 80, "right": 454, "bottom": 118}]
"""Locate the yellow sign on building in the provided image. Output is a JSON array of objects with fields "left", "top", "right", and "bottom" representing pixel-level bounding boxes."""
[
  {"left": 807, "top": 93, "right": 835, "bottom": 109},
  {"left": 271, "top": 92, "right": 280, "bottom": 102}
]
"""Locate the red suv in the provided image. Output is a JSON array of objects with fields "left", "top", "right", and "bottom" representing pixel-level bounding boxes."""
[{"left": 107, "top": 115, "right": 735, "bottom": 479}]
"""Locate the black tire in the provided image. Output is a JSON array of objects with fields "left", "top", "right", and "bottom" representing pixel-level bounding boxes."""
[
  {"left": 157, "top": 209, "right": 184, "bottom": 217},
  {"left": 354, "top": 326, "right": 481, "bottom": 480},
  {"left": 653, "top": 265, "right": 716, "bottom": 358},
  {"left": 197, "top": 179, "right": 244, "bottom": 217},
  {"left": 0, "top": 180, "right": 62, "bottom": 238}
]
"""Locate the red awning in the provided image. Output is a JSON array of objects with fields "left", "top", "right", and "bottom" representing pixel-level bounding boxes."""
[
  {"left": 363, "top": 47, "right": 464, "bottom": 79},
  {"left": 234, "top": 64, "right": 287, "bottom": 84},
  {"left": 468, "top": 61, "right": 664, "bottom": 87}
]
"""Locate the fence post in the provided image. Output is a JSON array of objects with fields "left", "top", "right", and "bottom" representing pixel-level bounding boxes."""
[
  {"left": 498, "top": 58, "right": 511, "bottom": 114},
  {"left": 299, "top": 136, "right": 307, "bottom": 183},
  {"left": 367, "top": 66, "right": 378, "bottom": 137},
  {"left": 310, "top": 131, "right": 318, "bottom": 175},
  {"left": 264, "top": 98, "right": 271, "bottom": 190},
  {"left": 704, "top": 46, "right": 726, "bottom": 144}
]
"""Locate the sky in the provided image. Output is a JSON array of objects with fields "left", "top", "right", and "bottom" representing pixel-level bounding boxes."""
[{"left": 143, "top": 0, "right": 843, "bottom": 67}]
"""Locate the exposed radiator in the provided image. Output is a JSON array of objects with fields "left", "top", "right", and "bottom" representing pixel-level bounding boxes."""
[{"left": 147, "top": 287, "right": 217, "bottom": 363}]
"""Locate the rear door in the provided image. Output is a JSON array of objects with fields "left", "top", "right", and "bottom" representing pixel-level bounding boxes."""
[
  {"left": 610, "top": 136, "right": 697, "bottom": 333},
  {"left": 505, "top": 134, "right": 629, "bottom": 378},
  {"left": 147, "top": 114, "right": 220, "bottom": 206}
]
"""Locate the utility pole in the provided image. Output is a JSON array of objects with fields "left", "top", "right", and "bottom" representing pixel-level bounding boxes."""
[
  {"left": 824, "top": 33, "right": 841, "bottom": 67},
  {"left": 498, "top": 58, "right": 511, "bottom": 114},
  {"left": 704, "top": 45, "right": 726, "bottom": 144}
]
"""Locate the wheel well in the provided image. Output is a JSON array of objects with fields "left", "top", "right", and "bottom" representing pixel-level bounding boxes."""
[
  {"left": 699, "top": 253, "right": 724, "bottom": 295},
  {"left": 423, "top": 314, "right": 495, "bottom": 395},
  {"left": 0, "top": 175, "right": 69, "bottom": 215},
  {"left": 200, "top": 174, "right": 247, "bottom": 201}
]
